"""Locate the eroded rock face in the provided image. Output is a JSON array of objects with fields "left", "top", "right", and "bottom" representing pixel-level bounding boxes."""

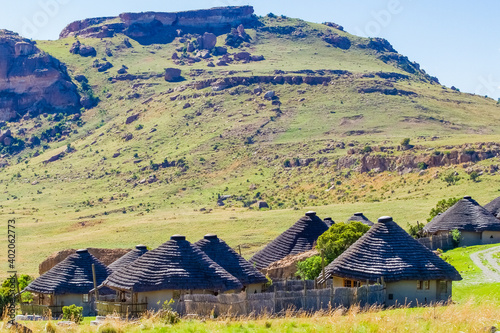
[
  {"left": 59, "top": 6, "right": 256, "bottom": 44},
  {"left": 0, "top": 30, "right": 81, "bottom": 121}
]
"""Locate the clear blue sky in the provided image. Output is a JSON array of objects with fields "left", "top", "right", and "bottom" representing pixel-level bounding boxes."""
[{"left": 1, "top": 0, "right": 499, "bottom": 99}]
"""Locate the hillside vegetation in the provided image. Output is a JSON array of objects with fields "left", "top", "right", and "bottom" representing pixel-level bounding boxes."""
[{"left": 1, "top": 13, "right": 500, "bottom": 277}]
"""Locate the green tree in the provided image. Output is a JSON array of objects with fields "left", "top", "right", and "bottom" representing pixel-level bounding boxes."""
[
  {"left": 407, "top": 222, "right": 425, "bottom": 239},
  {"left": 401, "top": 138, "right": 410, "bottom": 147},
  {"left": 62, "top": 304, "right": 83, "bottom": 323},
  {"left": 427, "top": 197, "right": 460, "bottom": 222},
  {"left": 295, "top": 256, "right": 322, "bottom": 280},
  {"left": 316, "top": 222, "right": 370, "bottom": 262}
]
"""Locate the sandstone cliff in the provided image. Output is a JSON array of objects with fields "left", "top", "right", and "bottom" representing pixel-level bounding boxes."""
[
  {"left": 59, "top": 6, "right": 256, "bottom": 44},
  {"left": 0, "top": 30, "right": 81, "bottom": 121}
]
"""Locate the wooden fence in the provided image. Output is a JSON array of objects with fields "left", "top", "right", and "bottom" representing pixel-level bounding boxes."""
[
  {"left": 417, "top": 233, "right": 453, "bottom": 251},
  {"left": 177, "top": 284, "right": 385, "bottom": 317}
]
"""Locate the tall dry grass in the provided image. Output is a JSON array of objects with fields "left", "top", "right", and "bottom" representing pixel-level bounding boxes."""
[{"left": 2, "top": 298, "right": 499, "bottom": 332}]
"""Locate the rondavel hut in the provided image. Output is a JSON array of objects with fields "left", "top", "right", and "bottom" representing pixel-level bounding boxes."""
[
  {"left": 323, "top": 217, "right": 335, "bottom": 227},
  {"left": 107, "top": 244, "right": 148, "bottom": 272},
  {"left": 99, "top": 235, "right": 242, "bottom": 314},
  {"left": 319, "top": 216, "right": 462, "bottom": 307},
  {"left": 484, "top": 195, "right": 500, "bottom": 219},
  {"left": 22, "top": 249, "right": 110, "bottom": 316},
  {"left": 347, "top": 212, "right": 374, "bottom": 226},
  {"left": 194, "top": 234, "right": 268, "bottom": 293},
  {"left": 249, "top": 211, "right": 329, "bottom": 270},
  {"left": 424, "top": 196, "right": 500, "bottom": 246}
]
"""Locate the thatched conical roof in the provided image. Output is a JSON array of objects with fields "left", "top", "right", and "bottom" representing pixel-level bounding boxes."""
[
  {"left": 424, "top": 196, "right": 500, "bottom": 233},
  {"left": 194, "top": 234, "right": 268, "bottom": 286},
  {"left": 249, "top": 211, "right": 329, "bottom": 269},
  {"left": 102, "top": 235, "right": 243, "bottom": 293},
  {"left": 347, "top": 212, "right": 374, "bottom": 226},
  {"left": 25, "top": 249, "right": 110, "bottom": 294},
  {"left": 484, "top": 196, "right": 500, "bottom": 219},
  {"left": 323, "top": 217, "right": 335, "bottom": 227},
  {"left": 108, "top": 245, "right": 148, "bottom": 272},
  {"left": 320, "top": 217, "right": 462, "bottom": 283}
]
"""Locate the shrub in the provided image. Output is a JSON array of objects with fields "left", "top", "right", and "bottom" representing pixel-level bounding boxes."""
[
  {"left": 407, "top": 222, "right": 425, "bottom": 239},
  {"left": 470, "top": 171, "right": 480, "bottom": 182},
  {"left": 135, "top": 124, "right": 144, "bottom": 130},
  {"left": 427, "top": 197, "right": 460, "bottom": 222},
  {"left": 417, "top": 162, "right": 428, "bottom": 170},
  {"left": 45, "top": 321, "right": 57, "bottom": 333},
  {"left": 316, "top": 222, "right": 370, "bottom": 262},
  {"left": 441, "top": 171, "right": 460, "bottom": 185},
  {"left": 98, "top": 323, "right": 120, "bottom": 333},
  {"left": 451, "top": 229, "right": 462, "bottom": 247},
  {"left": 283, "top": 159, "right": 291, "bottom": 168},
  {"left": 296, "top": 256, "right": 322, "bottom": 280},
  {"left": 361, "top": 146, "right": 372, "bottom": 153},
  {"left": 267, "top": 12, "right": 277, "bottom": 18},
  {"left": 401, "top": 138, "right": 410, "bottom": 147},
  {"left": 62, "top": 304, "right": 83, "bottom": 323},
  {"left": 158, "top": 299, "right": 180, "bottom": 324}
]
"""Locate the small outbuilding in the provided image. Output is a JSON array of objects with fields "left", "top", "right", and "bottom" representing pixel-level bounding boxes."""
[
  {"left": 319, "top": 216, "right": 462, "bottom": 307},
  {"left": 23, "top": 249, "right": 110, "bottom": 316},
  {"left": 99, "top": 235, "right": 242, "bottom": 315},
  {"left": 347, "top": 212, "right": 374, "bottom": 226},
  {"left": 249, "top": 211, "right": 329, "bottom": 270},
  {"left": 424, "top": 196, "right": 500, "bottom": 246},
  {"left": 194, "top": 234, "right": 268, "bottom": 293}
]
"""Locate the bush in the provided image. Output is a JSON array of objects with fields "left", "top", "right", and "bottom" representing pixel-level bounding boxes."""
[
  {"left": 407, "top": 222, "right": 425, "bottom": 239},
  {"left": 98, "top": 323, "right": 120, "bottom": 333},
  {"left": 401, "top": 138, "right": 410, "bottom": 146},
  {"left": 427, "top": 197, "right": 460, "bottom": 222},
  {"left": 267, "top": 12, "right": 277, "bottom": 18},
  {"left": 45, "top": 321, "right": 57, "bottom": 333},
  {"left": 417, "top": 162, "right": 428, "bottom": 170},
  {"left": 470, "top": 171, "right": 480, "bottom": 182},
  {"left": 159, "top": 299, "right": 180, "bottom": 324},
  {"left": 62, "top": 304, "right": 83, "bottom": 323},
  {"left": 316, "top": 222, "right": 370, "bottom": 262},
  {"left": 296, "top": 256, "right": 322, "bottom": 280},
  {"left": 361, "top": 146, "right": 372, "bottom": 153},
  {"left": 451, "top": 229, "right": 462, "bottom": 247},
  {"left": 441, "top": 171, "right": 460, "bottom": 185}
]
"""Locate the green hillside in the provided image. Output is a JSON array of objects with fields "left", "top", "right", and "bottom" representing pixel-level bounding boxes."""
[{"left": 1, "top": 14, "right": 500, "bottom": 277}]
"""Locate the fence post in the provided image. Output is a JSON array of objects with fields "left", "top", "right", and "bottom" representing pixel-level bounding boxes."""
[
  {"left": 273, "top": 286, "right": 277, "bottom": 314},
  {"left": 303, "top": 280, "right": 307, "bottom": 311}
]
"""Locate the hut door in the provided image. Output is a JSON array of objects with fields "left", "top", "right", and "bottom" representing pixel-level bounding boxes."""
[{"left": 436, "top": 280, "right": 447, "bottom": 301}]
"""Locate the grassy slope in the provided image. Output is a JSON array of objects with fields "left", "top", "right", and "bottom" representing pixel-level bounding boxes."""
[{"left": 1, "top": 16, "right": 500, "bottom": 277}]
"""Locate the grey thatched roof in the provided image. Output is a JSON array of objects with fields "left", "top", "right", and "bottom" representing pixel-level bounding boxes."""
[
  {"left": 102, "top": 235, "right": 243, "bottom": 293},
  {"left": 249, "top": 211, "right": 329, "bottom": 269},
  {"left": 108, "top": 245, "right": 148, "bottom": 272},
  {"left": 320, "top": 217, "right": 462, "bottom": 283},
  {"left": 347, "top": 212, "right": 374, "bottom": 226},
  {"left": 484, "top": 196, "right": 500, "bottom": 219},
  {"left": 25, "top": 249, "right": 110, "bottom": 294},
  {"left": 424, "top": 196, "right": 500, "bottom": 233},
  {"left": 323, "top": 217, "right": 335, "bottom": 227},
  {"left": 194, "top": 234, "right": 268, "bottom": 286}
]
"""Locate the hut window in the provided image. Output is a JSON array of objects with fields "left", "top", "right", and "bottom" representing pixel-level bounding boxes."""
[
  {"left": 424, "top": 281, "right": 430, "bottom": 290},
  {"left": 388, "top": 294, "right": 394, "bottom": 300},
  {"left": 343, "top": 280, "right": 352, "bottom": 288},
  {"left": 82, "top": 294, "right": 89, "bottom": 303}
]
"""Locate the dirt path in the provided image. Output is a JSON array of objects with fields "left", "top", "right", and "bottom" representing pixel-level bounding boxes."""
[{"left": 469, "top": 245, "right": 500, "bottom": 282}]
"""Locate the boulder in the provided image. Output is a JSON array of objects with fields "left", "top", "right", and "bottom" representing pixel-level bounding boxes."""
[
  {"left": 202, "top": 32, "right": 217, "bottom": 50},
  {"left": 74, "top": 74, "right": 87, "bottom": 83},
  {"left": 234, "top": 51, "right": 251, "bottom": 61},
  {"left": 251, "top": 55, "right": 264, "bottom": 61},
  {"left": 78, "top": 45, "right": 97, "bottom": 57},
  {"left": 96, "top": 61, "right": 113, "bottom": 72},
  {"left": 323, "top": 34, "right": 351, "bottom": 50},
  {"left": 172, "top": 52, "right": 179, "bottom": 60},
  {"left": 126, "top": 114, "right": 139, "bottom": 124},
  {"left": 164, "top": 68, "right": 182, "bottom": 82},
  {"left": 216, "top": 60, "right": 227, "bottom": 66},
  {"left": 117, "top": 66, "right": 127, "bottom": 74},
  {"left": 80, "top": 96, "right": 97, "bottom": 109},
  {"left": 207, "top": 62, "right": 215, "bottom": 67},
  {"left": 3, "top": 137, "right": 12, "bottom": 146},
  {"left": 264, "top": 91, "right": 275, "bottom": 100},
  {"left": 214, "top": 46, "right": 227, "bottom": 55},
  {"left": 187, "top": 42, "right": 195, "bottom": 52},
  {"left": 69, "top": 40, "right": 80, "bottom": 54}
]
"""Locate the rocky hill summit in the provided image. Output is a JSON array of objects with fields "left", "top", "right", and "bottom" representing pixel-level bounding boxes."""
[
  {"left": 0, "top": 30, "right": 81, "bottom": 121},
  {"left": 59, "top": 6, "right": 257, "bottom": 44}
]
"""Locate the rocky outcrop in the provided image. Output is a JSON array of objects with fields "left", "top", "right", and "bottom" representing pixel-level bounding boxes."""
[
  {"left": 337, "top": 144, "right": 500, "bottom": 174},
  {"left": 323, "top": 34, "right": 351, "bottom": 50},
  {"left": 39, "top": 247, "right": 131, "bottom": 275},
  {"left": 0, "top": 30, "right": 81, "bottom": 121},
  {"left": 59, "top": 6, "right": 256, "bottom": 44}
]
